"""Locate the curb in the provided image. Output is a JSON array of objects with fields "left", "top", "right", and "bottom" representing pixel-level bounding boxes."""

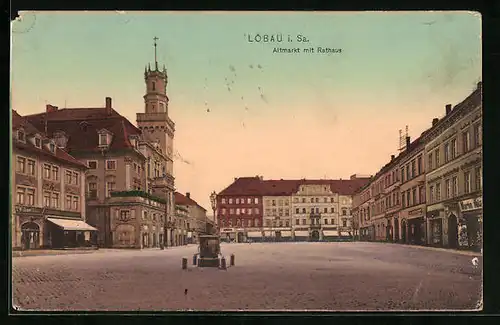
[{"left": 356, "top": 241, "right": 481, "bottom": 257}]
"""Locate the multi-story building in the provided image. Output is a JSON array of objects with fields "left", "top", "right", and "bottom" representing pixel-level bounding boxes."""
[
  {"left": 354, "top": 182, "right": 373, "bottom": 241},
  {"left": 217, "top": 176, "right": 264, "bottom": 243},
  {"left": 216, "top": 175, "right": 369, "bottom": 242},
  {"left": 423, "top": 83, "right": 482, "bottom": 250},
  {"left": 174, "top": 204, "right": 189, "bottom": 245},
  {"left": 174, "top": 192, "right": 209, "bottom": 244},
  {"left": 23, "top": 52, "right": 177, "bottom": 249},
  {"left": 384, "top": 154, "right": 402, "bottom": 242},
  {"left": 398, "top": 136, "right": 426, "bottom": 245},
  {"left": 12, "top": 110, "right": 95, "bottom": 250}
]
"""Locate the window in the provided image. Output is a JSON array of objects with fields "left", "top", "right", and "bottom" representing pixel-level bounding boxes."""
[
  {"left": 17, "top": 129, "right": 26, "bottom": 142},
  {"left": 429, "top": 186, "right": 434, "bottom": 203},
  {"left": 279, "top": 220, "right": 283, "bottom": 227},
  {"left": 412, "top": 188, "right": 417, "bottom": 206},
  {"left": 236, "top": 198, "right": 240, "bottom": 204},
  {"left": 451, "top": 139, "right": 457, "bottom": 159},
  {"left": 444, "top": 143, "right": 450, "bottom": 162},
  {"left": 452, "top": 176, "right": 458, "bottom": 197},
  {"left": 229, "top": 208, "right": 234, "bottom": 214},
  {"left": 229, "top": 198, "right": 233, "bottom": 204},
  {"left": 464, "top": 171, "right": 471, "bottom": 194},
  {"left": 236, "top": 208, "right": 240, "bottom": 215},
  {"left": 254, "top": 208, "right": 259, "bottom": 214},
  {"left": 17, "top": 157, "right": 26, "bottom": 173},
  {"left": 401, "top": 193, "right": 406, "bottom": 208},
  {"left": 66, "top": 195, "right": 72, "bottom": 209},
  {"left": 302, "top": 219, "right": 306, "bottom": 225},
  {"left": 428, "top": 152, "right": 433, "bottom": 170},
  {"left": 49, "top": 143, "right": 56, "bottom": 153},
  {"left": 27, "top": 159, "right": 35, "bottom": 176},
  {"left": 310, "top": 198, "right": 314, "bottom": 203},
  {"left": 324, "top": 207, "right": 328, "bottom": 213},
  {"left": 52, "top": 166, "right": 59, "bottom": 181},
  {"left": 310, "top": 208, "right": 314, "bottom": 213},
  {"left": 99, "top": 134, "right": 108, "bottom": 146},
  {"left": 406, "top": 190, "right": 410, "bottom": 206},
  {"left": 65, "top": 170, "right": 72, "bottom": 184},
  {"left": 285, "top": 209, "right": 289, "bottom": 216},
  {"left": 88, "top": 161, "right": 98, "bottom": 169},
  {"left": 17, "top": 187, "right": 35, "bottom": 205},
  {"left": 435, "top": 183, "right": 441, "bottom": 201},
  {"left": 330, "top": 198, "right": 334, "bottom": 203},
  {"left": 444, "top": 179, "right": 451, "bottom": 199},
  {"left": 72, "top": 172, "right": 79, "bottom": 185},
  {"left": 106, "top": 182, "right": 115, "bottom": 197},
  {"left": 35, "top": 137, "right": 41, "bottom": 148},
  {"left": 272, "top": 199, "right": 276, "bottom": 206},
  {"left": 342, "top": 209, "right": 347, "bottom": 216},
  {"left": 221, "top": 198, "right": 226, "bottom": 204},
  {"left": 331, "top": 218, "right": 335, "bottom": 224},
  {"left": 42, "top": 191, "right": 50, "bottom": 207},
  {"left": 51, "top": 192, "right": 60, "bottom": 208},
  {"left": 411, "top": 160, "right": 416, "bottom": 179},
  {"left": 324, "top": 219, "right": 328, "bottom": 224},
  {"left": 247, "top": 198, "right": 251, "bottom": 204},
  {"left": 247, "top": 208, "right": 252, "bottom": 215},
  {"left": 475, "top": 167, "right": 482, "bottom": 190},
  {"left": 405, "top": 165, "right": 410, "bottom": 181},
  {"left": 342, "top": 219, "right": 347, "bottom": 227},
  {"left": 43, "top": 164, "right": 51, "bottom": 179},
  {"left": 434, "top": 149, "right": 440, "bottom": 167},
  {"left": 152, "top": 82, "right": 156, "bottom": 91},
  {"left": 88, "top": 182, "right": 98, "bottom": 199},
  {"left": 295, "top": 208, "right": 299, "bottom": 214},
  {"left": 302, "top": 208, "right": 306, "bottom": 213},
  {"left": 417, "top": 155, "right": 422, "bottom": 175},
  {"left": 331, "top": 207, "right": 334, "bottom": 213},
  {"left": 462, "top": 131, "right": 470, "bottom": 153},
  {"left": 295, "top": 219, "right": 299, "bottom": 225},
  {"left": 323, "top": 197, "right": 327, "bottom": 203},
  {"left": 418, "top": 186, "right": 425, "bottom": 204},
  {"left": 302, "top": 198, "right": 306, "bottom": 203},
  {"left": 106, "top": 160, "right": 117, "bottom": 170},
  {"left": 474, "top": 123, "right": 481, "bottom": 147},
  {"left": 254, "top": 198, "right": 259, "bottom": 204}
]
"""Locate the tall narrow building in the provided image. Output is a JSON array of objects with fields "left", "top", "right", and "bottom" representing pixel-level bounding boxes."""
[{"left": 136, "top": 37, "right": 176, "bottom": 245}]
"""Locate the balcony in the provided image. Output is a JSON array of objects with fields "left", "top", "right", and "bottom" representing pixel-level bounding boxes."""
[{"left": 109, "top": 190, "right": 166, "bottom": 208}]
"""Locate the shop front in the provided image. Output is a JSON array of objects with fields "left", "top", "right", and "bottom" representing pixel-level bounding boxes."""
[
  {"left": 458, "top": 196, "right": 483, "bottom": 251},
  {"left": 46, "top": 217, "right": 98, "bottom": 249}
]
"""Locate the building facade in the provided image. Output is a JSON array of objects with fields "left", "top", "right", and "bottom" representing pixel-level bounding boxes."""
[
  {"left": 216, "top": 176, "right": 369, "bottom": 242},
  {"left": 424, "top": 84, "right": 482, "bottom": 250},
  {"left": 12, "top": 110, "right": 96, "bottom": 250},
  {"left": 174, "top": 192, "right": 209, "bottom": 244},
  {"left": 23, "top": 53, "right": 178, "bottom": 248}
]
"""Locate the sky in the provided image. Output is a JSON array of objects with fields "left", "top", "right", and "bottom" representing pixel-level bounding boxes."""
[{"left": 11, "top": 11, "right": 482, "bottom": 211}]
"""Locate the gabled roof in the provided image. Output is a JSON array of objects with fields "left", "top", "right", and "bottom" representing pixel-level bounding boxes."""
[
  {"left": 217, "top": 177, "right": 370, "bottom": 196},
  {"left": 24, "top": 107, "right": 141, "bottom": 153},
  {"left": 174, "top": 192, "right": 207, "bottom": 211},
  {"left": 12, "top": 110, "right": 86, "bottom": 168}
]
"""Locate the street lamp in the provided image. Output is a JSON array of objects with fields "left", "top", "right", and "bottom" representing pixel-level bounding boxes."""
[{"left": 210, "top": 191, "right": 217, "bottom": 236}]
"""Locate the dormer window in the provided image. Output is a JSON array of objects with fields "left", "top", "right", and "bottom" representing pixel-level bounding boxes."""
[
  {"left": 53, "top": 131, "right": 68, "bottom": 149},
  {"left": 129, "top": 136, "right": 139, "bottom": 149},
  {"left": 17, "top": 129, "right": 26, "bottom": 142},
  {"left": 34, "top": 137, "right": 41, "bottom": 148},
  {"left": 49, "top": 142, "right": 56, "bottom": 153},
  {"left": 97, "top": 129, "right": 113, "bottom": 147}
]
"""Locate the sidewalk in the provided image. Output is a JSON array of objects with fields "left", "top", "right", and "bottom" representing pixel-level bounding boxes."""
[{"left": 362, "top": 241, "right": 482, "bottom": 257}]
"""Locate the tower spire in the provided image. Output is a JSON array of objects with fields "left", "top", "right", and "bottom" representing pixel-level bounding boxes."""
[{"left": 153, "top": 36, "right": 159, "bottom": 71}]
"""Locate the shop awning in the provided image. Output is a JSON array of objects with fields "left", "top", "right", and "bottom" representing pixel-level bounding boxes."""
[
  {"left": 323, "top": 231, "right": 338, "bottom": 236},
  {"left": 281, "top": 231, "right": 292, "bottom": 237},
  {"left": 294, "top": 231, "right": 309, "bottom": 237},
  {"left": 340, "top": 231, "right": 351, "bottom": 236},
  {"left": 247, "top": 231, "right": 262, "bottom": 238},
  {"left": 47, "top": 218, "right": 98, "bottom": 231}
]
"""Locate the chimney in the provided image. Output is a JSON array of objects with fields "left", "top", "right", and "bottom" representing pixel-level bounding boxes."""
[
  {"left": 105, "top": 97, "right": 112, "bottom": 114},
  {"left": 186, "top": 192, "right": 190, "bottom": 199},
  {"left": 432, "top": 118, "right": 439, "bottom": 126},
  {"left": 46, "top": 104, "right": 58, "bottom": 113},
  {"left": 391, "top": 155, "right": 395, "bottom": 161},
  {"left": 405, "top": 136, "right": 411, "bottom": 151},
  {"left": 445, "top": 104, "right": 452, "bottom": 115}
]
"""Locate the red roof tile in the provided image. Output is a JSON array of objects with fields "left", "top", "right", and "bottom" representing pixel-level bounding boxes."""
[
  {"left": 174, "top": 192, "right": 207, "bottom": 211},
  {"left": 12, "top": 110, "right": 86, "bottom": 168},
  {"left": 24, "top": 107, "right": 141, "bottom": 153},
  {"left": 218, "top": 177, "right": 370, "bottom": 196}
]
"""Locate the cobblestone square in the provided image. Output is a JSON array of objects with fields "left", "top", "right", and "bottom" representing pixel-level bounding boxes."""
[{"left": 12, "top": 242, "right": 482, "bottom": 311}]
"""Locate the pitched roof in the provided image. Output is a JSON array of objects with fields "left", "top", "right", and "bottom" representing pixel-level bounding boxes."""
[
  {"left": 12, "top": 110, "right": 86, "bottom": 168},
  {"left": 174, "top": 192, "right": 207, "bottom": 211},
  {"left": 218, "top": 177, "right": 370, "bottom": 196},
  {"left": 24, "top": 107, "right": 141, "bottom": 153}
]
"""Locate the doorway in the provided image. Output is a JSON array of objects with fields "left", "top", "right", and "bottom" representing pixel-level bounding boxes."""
[
  {"left": 310, "top": 230, "right": 320, "bottom": 241},
  {"left": 401, "top": 220, "right": 407, "bottom": 244},
  {"left": 394, "top": 218, "right": 399, "bottom": 243},
  {"left": 237, "top": 232, "right": 244, "bottom": 243},
  {"left": 21, "top": 222, "right": 40, "bottom": 250},
  {"left": 448, "top": 213, "right": 458, "bottom": 248},
  {"left": 275, "top": 231, "right": 282, "bottom": 242}
]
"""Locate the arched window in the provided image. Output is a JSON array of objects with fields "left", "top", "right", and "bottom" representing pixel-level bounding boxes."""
[{"left": 152, "top": 82, "right": 156, "bottom": 91}]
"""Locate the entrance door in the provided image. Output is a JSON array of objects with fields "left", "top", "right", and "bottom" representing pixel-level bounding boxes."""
[
  {"left": 275, "top": 231, "right": 282, "bottom": 242},
  {"left": 21, "top": 222, "right": 40, "bottom": 250},
  {"left": 394, "top": 218, "right": 400, "bottom": 243},
  {"left": 310, "top": 230, "right": 320, "bottom": 241},
  {"left": 448, "top": 214, "right": 458, "bottom": 248},
  {"left": 237, "top": 232, "right": 244, "bottom": 243},
  {"left": 401, "top": 220, "right": 407, "bottom": 244}
]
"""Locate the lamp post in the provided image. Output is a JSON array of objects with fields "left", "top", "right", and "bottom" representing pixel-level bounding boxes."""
[{"left": 210, "top": 191, "right": 217, "bottom": 236}]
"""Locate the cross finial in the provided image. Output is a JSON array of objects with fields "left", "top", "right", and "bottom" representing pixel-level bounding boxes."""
[{"left": 153, "top": 36, "right": 159, "bottom": 70}]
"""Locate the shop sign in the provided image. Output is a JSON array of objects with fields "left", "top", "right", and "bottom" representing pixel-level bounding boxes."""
[
  {"left": 459, "top": 197, "right": 482, "bottom": 212},
  {"left": 222, "top": 228, "right": 233, "bottom": 232},
  {"left": 15, "top": 205, "right": 43, "bottom": 215},
  {"left": 408, "top": 208, "right": 423, "bottom": 216}
]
